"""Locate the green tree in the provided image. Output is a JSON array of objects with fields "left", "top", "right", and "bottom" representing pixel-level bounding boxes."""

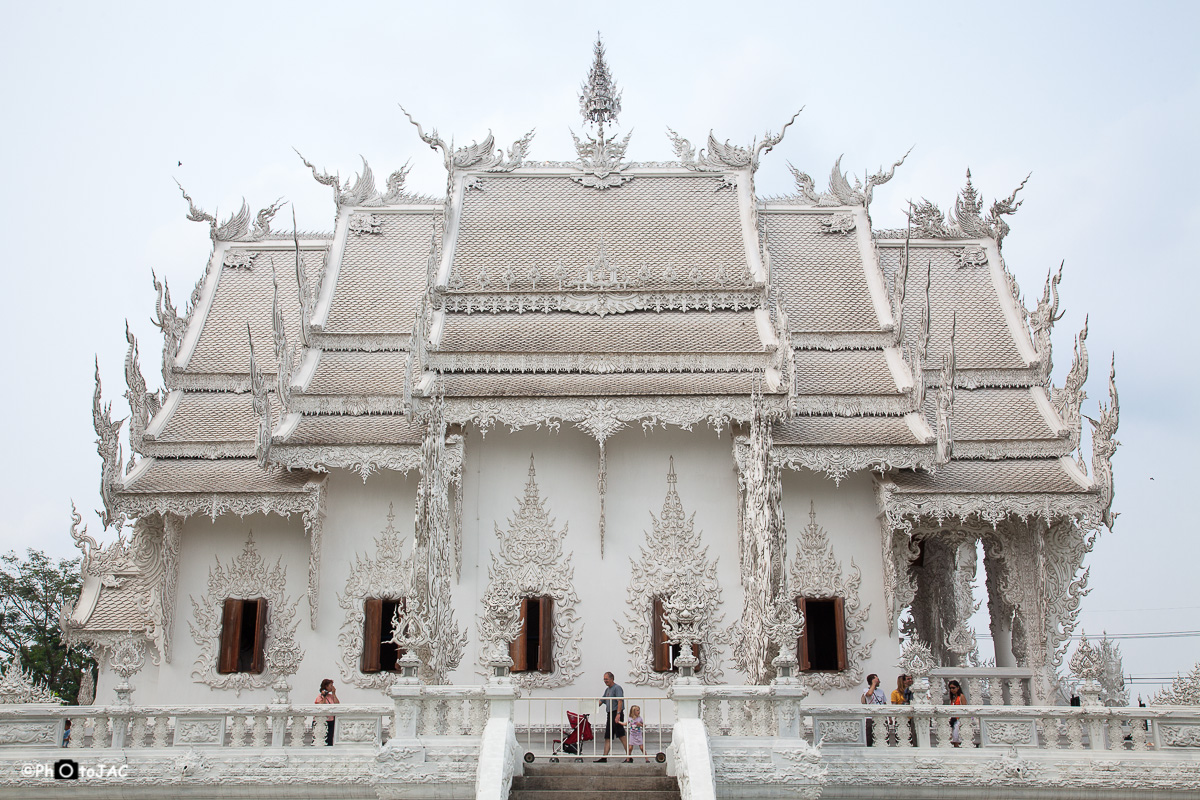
[{"left": 0, "top": 549, "right": 96, "bottom": 703}]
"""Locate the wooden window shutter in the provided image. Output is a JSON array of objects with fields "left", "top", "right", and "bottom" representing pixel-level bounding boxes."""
[
  {"left": 537, "top": 596, "right": 554, "bottom": 673},
  {"left": 249, "top": 598, "right": 268, "bottom": 674},
  {"left": 796, "top": 597, "right": 811, "bottom": 671},
  {"left": 510, "top": 597, "right": 530, "bottom": 672},
  {"left": 691, "top": 642, "right": 702, "bottom": 674},
  {"left": 833, "top": 596, "right": 848, "bottom": 672},
  {"left": 652, "top": 597, "right": 670, "bottom": 672},
  {"left": 362, "top": 598, "right": 384, "bottom": 673},
  {"left": 218, "top": 598, "right": 242, "bottom": 674}
]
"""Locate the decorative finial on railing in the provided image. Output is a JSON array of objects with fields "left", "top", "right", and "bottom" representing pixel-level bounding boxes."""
[{"left": 580, "top": 34, "right": 622, "bottom": 136}]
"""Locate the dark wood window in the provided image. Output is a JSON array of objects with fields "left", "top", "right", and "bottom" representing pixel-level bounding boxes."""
[
  {"left": 796, "top": 596, "right": 847, "bottom": 672},
  {"left": 218, "top": 598, "right": 267, "bottom": 674},
  {"left": 651, "top": 596, "right": 701, "bottom": 673},
  {"left": 510, "top": 596, "right": 553, "bottom": 673},
  {"left": 362, "top": 598, "right": 407, "bottom": 674}
]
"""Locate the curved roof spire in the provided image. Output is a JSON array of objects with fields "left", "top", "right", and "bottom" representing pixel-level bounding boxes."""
[{"left": 579, "top": 34, "right": 622, "bottom": 135}]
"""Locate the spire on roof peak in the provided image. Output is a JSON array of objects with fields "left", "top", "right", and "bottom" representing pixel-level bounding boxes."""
[{"left": 579, "top": 34, "right": 622, "bottom": 135}]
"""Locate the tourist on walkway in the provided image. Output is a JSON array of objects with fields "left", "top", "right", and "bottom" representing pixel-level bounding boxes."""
[
  {"left": 315, "top": 678, "right": 339, "bottom": 746},
  {"left": 861, "top": 673, "right": 886, "bottom": 746},
  {"left": 625, "top": 704, "right": 646, "bottom": 762},
  {"left": 947, "top": 680, "right": 965, "bottom": 746},
  {"left": 596, "top": 671, "right": 627, "bottom": 761},
  {"left": 891, "top": 675, "right": 909, "bottom": 705}
]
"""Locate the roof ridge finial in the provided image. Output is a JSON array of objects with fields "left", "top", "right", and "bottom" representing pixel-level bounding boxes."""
[{"left": 580, "top": 33, "right": 622, "bottom": 137}]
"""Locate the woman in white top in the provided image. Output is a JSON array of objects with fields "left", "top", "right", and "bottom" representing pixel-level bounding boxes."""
[{"left": 860, "top": 673, "right": 886, "bottom": 746}]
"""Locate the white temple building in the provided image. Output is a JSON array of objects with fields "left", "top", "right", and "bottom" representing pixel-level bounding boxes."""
[{"left": 4, "top": 40, "right": 1192, "bottom": 800}]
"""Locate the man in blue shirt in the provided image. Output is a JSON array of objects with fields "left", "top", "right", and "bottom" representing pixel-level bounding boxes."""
[{"left": 597, "top": 671, "right": 627, "bottom": 762}]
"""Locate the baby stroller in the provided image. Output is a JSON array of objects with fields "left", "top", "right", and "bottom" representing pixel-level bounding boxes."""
[{"left": 551, "top": 710, "right": 593, "bottom": 759}]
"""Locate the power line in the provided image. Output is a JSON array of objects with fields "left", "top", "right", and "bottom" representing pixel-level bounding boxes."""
[{"left": 977, "top": 630, "right": 1200, "bottom": 641}]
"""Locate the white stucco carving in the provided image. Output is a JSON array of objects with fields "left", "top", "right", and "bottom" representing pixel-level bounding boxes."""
[
  {"left": 477, "top": 456, "right": 583, "bottom": 688},
  {"left": 188, "top": 533, "right": 304, "bottom": 694},
  {"left": 618, "top": 458, "right": 727, "bottom": 687}
]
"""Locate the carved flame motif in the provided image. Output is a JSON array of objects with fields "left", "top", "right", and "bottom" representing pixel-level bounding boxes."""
[
  {"left": 788, "top": 502, "right": 874, "bottom": 692},
  {"left": 477, "top": 456, "right": 582, "bottom": 688},
  {"left": 618, "top": 458, "right": 727, "bottom": 687},
  {"left": 188, "top": 533, "right": 303, "bottom": 694},
  {"left": 337, "top": 505, "right": 417, "bottom": 690}
]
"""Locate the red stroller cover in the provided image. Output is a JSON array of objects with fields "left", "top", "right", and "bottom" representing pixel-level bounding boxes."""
[{"left": 553, "top": 710, "right": 595, "bottom": 753}]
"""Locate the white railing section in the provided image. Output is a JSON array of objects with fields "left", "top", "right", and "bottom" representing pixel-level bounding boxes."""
[
  {"left": 927, "top": 667, "right": 1036, "bottom": 706},
  {"left": 700, "top": 686, "right": 804, "bottom": 738},
  {"left": 802, "top": 704, "right": 1200, "bottom": 751},
  {"left": 512, "top": 695, "right": 673, "bottom": 759}
]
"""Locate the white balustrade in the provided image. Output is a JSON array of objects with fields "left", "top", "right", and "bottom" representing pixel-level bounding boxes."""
[{"left": 511, "top": 695, "right": 673, "bottom": 759}]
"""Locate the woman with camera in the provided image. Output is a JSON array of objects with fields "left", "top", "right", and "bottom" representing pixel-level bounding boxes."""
[{"left": 315, "top": 679, "right": 339, "bottom": 745}]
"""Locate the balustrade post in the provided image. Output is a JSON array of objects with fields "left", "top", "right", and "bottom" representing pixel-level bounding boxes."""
[
  {"left": 772, "top": 683, "right": 808, "bottom": 739},
  {"left": 390, "top": 653, "right": 424, "bottom": 740},
  {"left": 910, "top": 677, "right": 932, "bottom": 748}
]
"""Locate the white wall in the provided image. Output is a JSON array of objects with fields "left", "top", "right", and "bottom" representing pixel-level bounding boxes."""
[{"left": 108, "top": 432, "right": 898, "bottom": 707}]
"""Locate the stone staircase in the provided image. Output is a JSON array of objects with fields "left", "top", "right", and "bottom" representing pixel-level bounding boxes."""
[{"left": 511, "top": 759, "right": 681, "bottom": 800}]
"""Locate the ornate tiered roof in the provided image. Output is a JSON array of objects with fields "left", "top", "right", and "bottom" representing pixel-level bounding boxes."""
[{"left": 75, "top": 41, "right": 1118, "bottom": 651}]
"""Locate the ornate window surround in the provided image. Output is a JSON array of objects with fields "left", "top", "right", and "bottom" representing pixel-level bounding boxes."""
[
  {"left": 477, "top": 456, "right": 583, "bottom": 689},
  {"left": 618, "top": 458, "right": 727, "bottom": 687},
  {"left": 337, "top": 505, "right": 415, "bottom": 690},
  {"left": 189, "top": 533, "right": 303, "bottom": 694},
  {"left": 789, "top": 502, "right": 874, "bottom": 693}
]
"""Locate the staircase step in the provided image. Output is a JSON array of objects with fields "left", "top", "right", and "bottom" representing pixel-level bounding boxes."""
[
  {"left": 511, "top": 792, "right": 680, "bottom": 800},
  {"left": 514, "top": 775, "right": 678, "bottom": 791},
  {"left": 522, "top": 762, "right": 668, "bottom": 776}
]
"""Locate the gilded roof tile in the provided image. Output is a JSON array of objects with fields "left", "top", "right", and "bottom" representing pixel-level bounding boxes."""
[
  {"left": 764, "top": 212, "right": 881, "bottom": 333},
  {"left": 305, "top": 351, "right": 407, "bottom": 396},
  {"left": 792, "top": 349, "right": 902, "bottom": 395},
  {"left": 773, "top": 415, "right": 919, "bottom": 446},
  {"left": 923, "top": 388, "right": 1059, "bottom": 442},
  {"left": 886, "top": 459, "right": 1086, "bottom": 494},
  {"left": 438, "top": 311, "right": 764, "bottom": 354},
  {"left": 284, "top": 415, "right": 424, "bottom": 445},
  {"left": 878, "top": 243, "right": 1027, "bottom": 371},
  {"left": 153, "top": 391, "right": 280, "bottom": 444},
  {"left": 187, "top": 248, "right": 324, "bottom": 375},
  {"left": 451, "top": 175, "right": 747, "bottom": 289},
  {"left": 439, "top": 372, "right": 759, "bottom": 397},
  {"left": 324, "top": 211, "right": 437, "bottom": 335},
  {"left": 122, "top": 459, "right": 314, "bottom": 494}
]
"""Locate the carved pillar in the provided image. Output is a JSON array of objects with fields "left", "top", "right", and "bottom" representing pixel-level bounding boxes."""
[
  {"left": 982, "top": 533, "right": 1016, "bottom": 668},
  {"left": 732, "top": 398, "right": 787, "bottom": 684},
  {"left": 412, "top": 399, "right": 467, "bottom": 684},
  {"left": 909, "top": 532, "right": 976, "bottom": 667}
]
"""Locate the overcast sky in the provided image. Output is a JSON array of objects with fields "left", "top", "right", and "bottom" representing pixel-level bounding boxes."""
[{"left": 1, "top": 1, "right": 1196, "bottom": 697}]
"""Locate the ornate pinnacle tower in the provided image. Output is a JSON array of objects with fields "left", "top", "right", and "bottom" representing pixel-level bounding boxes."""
[{"left": 579, "top": 35, "right": 622, "bottom": 138}]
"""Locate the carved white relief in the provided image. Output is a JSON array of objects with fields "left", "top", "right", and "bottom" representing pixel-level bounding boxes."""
[
  {"left": 336, "top": 505, "right": 415, "bottom": 690},
  {"left": 775, "top": 445, "right": 935, "bottom": 486},
  {"left": 0, "top": 722, "right": 59, "bottom": 745},
  {"left": 349, "top": 213, "right": 384, "bottom": 235},
  {"left": 1160, "top": 725, "right": 1200, "bottom": 748},
  {"left": 954, "top": 245, "right": 988, "bottom": 268},
  {"left": 1152, "top": 663, "right": 1200, "bottom": 706},
  {"left": 789, "top": 502, "right": 874, "bottom": 692},
  {"left": 789, "top": 149, "right": 911, "bottom": 210},
  {"left": 815, "top": 719, "right": 862, "bottom": 744},
  {"left": 617, "top": 459, "right": 727, "bottom": 687},
  {"left": 188, "top": 533, "right": 304, "bottom": 694},
  {"left": 223, "top": 250, "right": 257, "bottom": 269},
  {"left": 820, "top": 213, "right": 857, "bottom": 234},
  {"left": 477, "top": 457, "right": 583, "bottom": 688},
  {"left": 0, "top": 659, "right": 61, "bottom": 704}
]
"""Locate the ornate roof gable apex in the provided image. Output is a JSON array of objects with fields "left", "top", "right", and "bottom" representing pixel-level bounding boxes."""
[
  {"left": 174, "top": 180, "right": 284, "bottom": 242},
  {"left": 666, "top": 108, "right": 803, "bottom": 174},
  {"left": 398, "top": 105, "right": 535, "bottom": 181},
  {"left": 787, "top": 146, "right": 913, "bottom": 211},
  {"left": 571, "top": 35, "right": 633, "bottom": 190}
]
